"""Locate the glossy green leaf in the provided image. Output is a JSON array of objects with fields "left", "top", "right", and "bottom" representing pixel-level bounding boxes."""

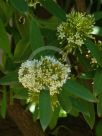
[
  {"left": 93, "top": 69, "right": 102, "bottom": 96},
  {"left": 85, "top": 39, "right": 102, "bottom": 67},
  {"left": 97, "top": 94, "right": 102, "bottom": 117},
  {"left": 0, "top": 19, "right": 11, "bottom": 56},
  {"left": 40, "top": 0, "right": 66, "bottom": 21},
  {"left": 63, "top": 80, "right": 96, "bottom": 102},
  {"left": 83, "top": 103, "right": 95, "bottom": 128},
  {"left": 49, "top": 106, "right": 60, "bottom": 129},
  {"left": 96, "top": 120, "right": 102, "bottom": 136},
  {"left": 0, "top": 71, "right": 18, "bottom": 85},
  {"left": 30, "top": 17, "right": 44, "bottom": 51},
  {"left": 39, "top": 90, "right": 52, "bottom": 130},
  {"left": 10, "top": 0, "right": 28, "bottom": 13},
  {"left": 0, "top": 90, "right": 7, "bottom": 118},
  {"left": 58, "top": 90, "right": 72, "bottom": 112},
  {"left": 70, "top": 97, "right": 90, "bottom": 116}
]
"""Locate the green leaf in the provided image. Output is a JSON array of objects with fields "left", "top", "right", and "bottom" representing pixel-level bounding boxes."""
[
  {"left": 0, "top": 90, "right": 7, "bottom": 118},
  {"left": 93, "top": 69, "right": 102, "bottom": 96},
  {"left": 4, "top": 56, "right": 18, "bottom": 72},
  {"left": 40, "top": 0, "right": 66, "bottom": 21},
  {"left": 97, "top": 93, "right": 102, "bottom": 117},
  {"left": 15, "top": 14, "right": 29, "bottom": 37},
  {"left": 69, "top": 108, "right": 79, "bottom": 117},
  {"left": 85, "top": 39, "right": 102, "bottom": 67},
  {"left": 11, "top": 87, "right": 28, "bottom": 99},
  {"left": 83, "top": 103, "right": 95, "bottom": 128},
  {"left": 94, "top": 11, "right": 102, "bottom": 21},
  {"left": 41, "top": 28, "right": 58, "bottom": 46},
  {"left": 49, "top": 106, "right": 60, "bottom": 129},
  {"left": 96, "top": 120, "right": 102, "bottom": 136},
  {"left": 70, "top": 97, "right": 90, "bottom": 116},
  {"left": 30, "top": 17, "right": 44, "bottom": 51},
  {"left": 63, "top": 80, "right": 96, "bottom": 102},
  {"left": 58, "top": 90, "right": 72, "bottom": 112},
  {"left": 0, "top": 0, "right": 13, "bottom": 24},
  {"left": 14, "top": 37, "right": 31, "bottom": 62},
  {"left": 0, "top": 19, "right": 11, "bottom": 56},
  {"left": 10, "top": 0, "right": 28, "bottom": 13},
  {"left": 39, "top": 90, "right": 52, "bottom": 130},
  {"left": 38, "top": 16, "right": 59, "bottom": 30},
  {"left": 0, "top": 71, "right": 18, "bottom": 85}
]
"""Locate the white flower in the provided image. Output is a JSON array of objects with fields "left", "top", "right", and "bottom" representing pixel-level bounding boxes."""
[{"left": 18, "top": 56, "right": 71, "bottom": 97}]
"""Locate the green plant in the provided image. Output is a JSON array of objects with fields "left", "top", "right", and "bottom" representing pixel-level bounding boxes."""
[{"left": 0, "top": 0, "right": 102, "bottom": 134}]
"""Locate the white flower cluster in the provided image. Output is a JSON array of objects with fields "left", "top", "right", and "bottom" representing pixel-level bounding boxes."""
[
  {"left": 18, "top": 56, "right": 70, "bottom": 97},
  {"left": 57, "top": 11, "right": 95, "bottom": 53}
]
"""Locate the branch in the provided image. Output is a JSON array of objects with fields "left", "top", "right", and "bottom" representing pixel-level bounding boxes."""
[
  {"left": 75, "top": 0, "right": 86, "bottom": 12},
  {"left": 7, "top": 100, "right": 45, "bottom": 136},
  {"left": 0, "top": 91, "right": 45, "bottom": 136}
]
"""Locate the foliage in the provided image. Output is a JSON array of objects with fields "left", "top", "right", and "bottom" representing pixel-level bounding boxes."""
[{"left": 0, "top": 0, "right": 102, "bottom": 133}]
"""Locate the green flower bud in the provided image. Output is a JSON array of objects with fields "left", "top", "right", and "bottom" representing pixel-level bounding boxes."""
[{"left": 57, "top": 11, "right": 95, "bottom": 54}]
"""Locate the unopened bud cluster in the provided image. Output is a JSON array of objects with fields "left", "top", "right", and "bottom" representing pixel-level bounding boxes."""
[{"left": 57, "top": 11, "right": 95, "bottom": 53}]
